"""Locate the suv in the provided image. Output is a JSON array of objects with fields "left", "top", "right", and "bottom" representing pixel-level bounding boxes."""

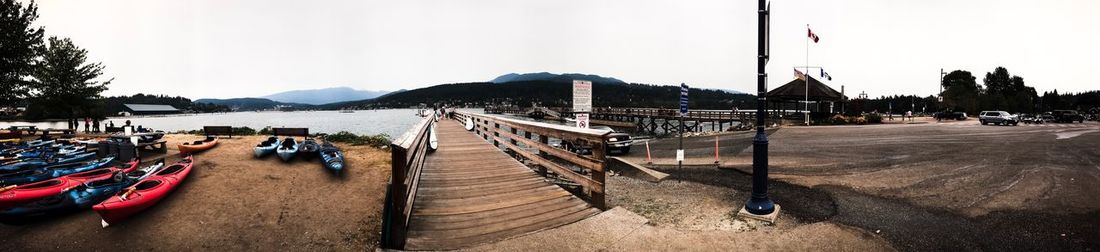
[
  {"left": 1051, "top": 110, "right": 1085, "bottom": 123},
  {"left": 559, "top": 126, "right": 633, "bottom": 155},
  {"left": 979, "top": 111, "right": 1018, "bottom": 126}
]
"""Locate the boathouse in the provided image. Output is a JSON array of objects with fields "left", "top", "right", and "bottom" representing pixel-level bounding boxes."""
[{"left": 122, "top": 104, "right": 181, "bottom": 116}]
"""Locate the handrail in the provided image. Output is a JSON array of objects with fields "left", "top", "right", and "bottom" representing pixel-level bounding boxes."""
[
  {"left": 453, "top": 110, "right": 610, "bottom": 209},
  {"left": 381, "top": 115, "right": 435, "bottom": 249}
]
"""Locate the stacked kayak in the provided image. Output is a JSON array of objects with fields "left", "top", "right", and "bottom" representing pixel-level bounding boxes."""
[
  {"left": 0, "top": 159, "right": 141, "bottom": 210},
  {"left": 254, "top": 137, "right": 280, "bottom": 157},
  {"left": 0, "top": 156, "right": 117, "bottom": 186},
  {"left": 298, "top": 137, "right": 320, "bottom": 159},
  {"left": 0, "top": 160, "right": 164, "bottom": 224},
  {"left": 319, "top": 141, "right": 345, "bottom": 175},
  {"left": 276, "top": 137, "right": 298, "bottom": 162},
  {"left": 178, "top": 137, "right": 218, "bottom": 154},
  {"left": 0, "top": 151, "right": 96, "bottom": 173},
  {"left": 94, "top": 156, "right": 194, "bottom": 227}
]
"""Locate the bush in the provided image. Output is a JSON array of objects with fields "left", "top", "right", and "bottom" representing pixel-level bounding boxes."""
[
  {"left": 325, "top": 131, "right": 391, "bottom": 148},
  {"left": 828, "top": 114, "right": 849, "bottom": 125},
  {"left": 257, "top": 127, "right": 272, "bottom": 135},
  {"left": 232, "top": 126, "right": 257, "bottom": 135},
  {"left": 865, "top": 113, "right": 883, "bottom": 124}
]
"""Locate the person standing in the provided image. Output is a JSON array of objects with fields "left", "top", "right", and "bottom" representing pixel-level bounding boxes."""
[
  {"left": 92, "top": 119, "right": 100, "bottom": 133},
  {"left": 84, "top": 117, "right": 90, "bottom": 133}
]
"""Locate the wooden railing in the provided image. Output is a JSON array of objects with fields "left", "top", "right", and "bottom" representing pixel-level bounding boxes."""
[
  {"left": 381, "top": 115, "right": 435, "bottom": 249},
  {"left": 453, "top": 111, "right": 610, "bottom": 209}
]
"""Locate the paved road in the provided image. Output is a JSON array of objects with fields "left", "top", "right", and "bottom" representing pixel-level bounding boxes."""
[{"left": 625, "top": 120, "right": 1100, "bottom": 250}]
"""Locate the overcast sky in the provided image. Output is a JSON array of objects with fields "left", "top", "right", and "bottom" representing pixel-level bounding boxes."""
[{"left": 30, "top": 0, "right": 1100, "bottom": 99}]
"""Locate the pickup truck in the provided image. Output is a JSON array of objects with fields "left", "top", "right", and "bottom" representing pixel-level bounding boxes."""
[
  {"left": 558, "top": 126, "right": 633, "bottom": 155},
  {"left": 979, "top": 111, "right": 1018, "bottom": 126},
  {"left": 1051, "top": 110, "right": 1085, "bottom": 123}
]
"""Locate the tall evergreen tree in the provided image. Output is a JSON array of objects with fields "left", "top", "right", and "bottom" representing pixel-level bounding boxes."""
[
  {"left": 0, "top": 0, "right": 44, "bottom": 107},
  {"left": 28, "top": 36, "right": 111, "bottom": 120}
]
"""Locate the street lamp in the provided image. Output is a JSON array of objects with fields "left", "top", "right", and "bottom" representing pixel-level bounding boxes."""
[{"left": 740, "top": 0, "right": 779, "bottom": 221}]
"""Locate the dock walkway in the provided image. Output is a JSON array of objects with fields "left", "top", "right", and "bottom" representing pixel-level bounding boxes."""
[{"left": 402, "top": 119, "right": 599, "bottom": 250}]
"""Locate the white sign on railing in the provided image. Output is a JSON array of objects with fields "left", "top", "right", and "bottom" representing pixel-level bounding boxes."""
[
  {"left": 573, "top": 80, "right": 592, "bottom": 113},
  {"left": 576, "top": 113, "right": 589, "bottom": 129}
]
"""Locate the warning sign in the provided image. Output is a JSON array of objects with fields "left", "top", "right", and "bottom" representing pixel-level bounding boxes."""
[{"left": 576, "top": 113, "right": 589, "bottom": 129}]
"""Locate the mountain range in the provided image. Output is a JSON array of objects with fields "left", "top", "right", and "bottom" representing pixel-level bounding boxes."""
[
  {"left": 491, "top": 72, "right": 625, "bottom": 84},
  {"left": 261, "top": 87, "right": 389, "bottom": 105}
]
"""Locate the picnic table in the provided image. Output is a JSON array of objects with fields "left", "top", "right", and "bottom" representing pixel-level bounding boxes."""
[
  {"left": 109, "top": 133, "right": 168, "bottom": 153},
  {"left": 7, "top": 125, "right": 37, "bottom": 135},
  {"left": 41, "top": 128, "right": 76, "bottom": 138}
]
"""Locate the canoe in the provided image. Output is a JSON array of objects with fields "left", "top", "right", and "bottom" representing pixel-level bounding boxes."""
[
  {"left": 94, "top": 156, "right": 193, "bottom": 227},
  {"left": 319, "top": 142, "right": 344, "bottom": 175},
  {"left": 298, "top": 137, "right": 320, "bottom": 159},
  {"left": 178, "top": 137, "right": 218, "bottom": 154},
  {"left": 0, "top": 156, "right": 117, "bottom": 186},
  {"left": 253, "top": 137, "right": 280, "bottom": 158},
  {"left": 276, "top": 137, "right": 298, "bottom": 162},
  {"left": 0, "top": 159, "right": 141, "bottom": 210},
  {"left": 0, "top": 161, "right": 163, "bottom": 224}
]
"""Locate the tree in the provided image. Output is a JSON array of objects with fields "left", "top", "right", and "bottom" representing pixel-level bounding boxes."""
[
  {"left": 0, "top": 0, "right": 44, "bottom": 107},
  {"left": 941, "top": 70, "right": 981, "bottom": 114},
  {"left": 27, "top": 36, "right": 111, "bottom": 120}
]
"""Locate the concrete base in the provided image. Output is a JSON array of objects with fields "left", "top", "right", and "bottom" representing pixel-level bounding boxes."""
[{"left": 738, "top": 204, "right": 781, "bottom": 223}]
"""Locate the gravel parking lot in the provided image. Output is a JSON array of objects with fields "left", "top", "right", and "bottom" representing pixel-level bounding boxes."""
[{"left": 618, "top": 119, "right": 1100, "bottom": 251}]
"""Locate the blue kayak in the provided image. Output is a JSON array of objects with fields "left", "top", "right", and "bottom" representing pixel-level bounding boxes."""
[
  {"left": 253, "top": 137, "right": 280, "bottom": 157},
  {"left": 0, "top": 160, "right": 163, "bottom": 224},
  {"left": 0, "top": 152, "right": 96, "bottom": 172},
  {"left": 0, "top": 156, "right": 116, "bottom": 186},
  {"left": 319, "top": 141, "right": 344, "bottom": 175}
]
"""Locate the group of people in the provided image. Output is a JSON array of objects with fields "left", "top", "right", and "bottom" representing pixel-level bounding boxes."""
[{"left": 65, "top": 117, "right": 131, "bottom": 134}]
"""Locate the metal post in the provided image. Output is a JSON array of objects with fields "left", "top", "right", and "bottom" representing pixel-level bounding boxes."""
[
  {"left": 805, "top": 24, "right": 810, "bottom": 126},
  {"left": 745, "top": 0, "right": 776, "bottom": 215}
]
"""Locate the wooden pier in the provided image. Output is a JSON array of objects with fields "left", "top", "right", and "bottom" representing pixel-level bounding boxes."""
[{"left": 382, "top": 112, "right": 610, "bottom": 250}]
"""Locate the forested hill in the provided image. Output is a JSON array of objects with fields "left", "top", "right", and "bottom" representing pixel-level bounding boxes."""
[{"left": 324, "top": 81, "right": 754, "bottom": 110}]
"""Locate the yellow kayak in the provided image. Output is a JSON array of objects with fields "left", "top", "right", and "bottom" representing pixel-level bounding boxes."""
[{"left": 0, "top": 138, "right": 20, "bottom": 144}]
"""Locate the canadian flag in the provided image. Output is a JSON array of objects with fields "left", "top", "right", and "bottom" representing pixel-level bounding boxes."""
[{"left": 808, "top": 28, "right": 820, "bottom": 43}]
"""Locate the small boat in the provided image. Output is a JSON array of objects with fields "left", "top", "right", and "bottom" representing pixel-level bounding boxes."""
[
  {"left": 253, "top": 137, "right": 280, "bottom": 157},
  {"left": 0, "top": 156, "right": 117, "bottom": 186},
  {"left": 319, "top": 141, "right": 344, "bottom": 175},
  {"left": 0, "top": 159, "right": 141, "bottom": 210},
  {"left": 0, "top": 152, "right": 96, "bottom": 173},
  {"left": 57, "top": 145, "right": 86, "bottom": 156},
  {"left": 276, "top": 137, "right": 298, "bottom": 162},
  {"left": 25, "top": 140, "right": 55, "bottom": 148},
  {"left": 0, "top": 161, "right": 163, "bottom": 223},
  {"left": 94, "top": 156, "right": 193, "bottom": 227},
  {"left": 178, "top": 137, "right": 218, "bottom": 154},
  {"left": 298, "top": 137, "right": 320, "bottom": 159}
]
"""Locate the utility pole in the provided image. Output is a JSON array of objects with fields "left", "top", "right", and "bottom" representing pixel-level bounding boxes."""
[{"left": 740, "top": 0, "right": 778, "bottom": 221}]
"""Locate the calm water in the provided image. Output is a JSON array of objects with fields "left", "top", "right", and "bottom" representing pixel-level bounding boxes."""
[{"left": 1, "top": 109, "right": 480, "bottom": 137}]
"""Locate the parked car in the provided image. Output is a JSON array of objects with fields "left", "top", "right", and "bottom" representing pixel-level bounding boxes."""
[
  {"left": 933, "top": 111, "right": 967, "bottom": 121},
  {"left": 1018, "top": 114, "right": 1043, "bottom": 124},
  {"left": 558, "top": 126, "right": 633, "bottom": 155},
  {"left": 1051, "top": 110, "right": 1085, "bottom": 123},
  {"left": 1040, "top": 113, "right": 1056, "bottom": 123},
  {"left": 979, "top": 111, "right": 1018, "bottom": 126}
]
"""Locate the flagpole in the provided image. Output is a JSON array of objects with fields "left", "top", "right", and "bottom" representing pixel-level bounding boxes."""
[{"left": 805, "top": 24, "right": 810, "bottom": 125}]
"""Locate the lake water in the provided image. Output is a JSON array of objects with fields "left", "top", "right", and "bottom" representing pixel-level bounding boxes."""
[{"left": 1, "top": 109, "right": 480, "bottom": 137}]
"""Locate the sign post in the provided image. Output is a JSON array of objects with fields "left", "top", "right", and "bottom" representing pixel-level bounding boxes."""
[
  {"left": 573, "top": 80, "right": 592, "bottom": 129},
  {"left": 678, "top": 83, "right": 689, "bottom": 172}
]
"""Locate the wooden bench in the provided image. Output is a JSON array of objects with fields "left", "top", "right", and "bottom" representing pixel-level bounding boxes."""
[
  {"left": 203, "top": 126, "right": 234, "bottom": 138},
  {"left": 8, "top": 125, "right": 37, "bottom": 135},
  {"left": 272, "top": 127, "right": 309, "bottom": 137},
  {"left": 41, "top": 128, "right": 76, "bottom": 139}
]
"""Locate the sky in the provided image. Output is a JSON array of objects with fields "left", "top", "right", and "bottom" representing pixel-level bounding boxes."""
[{"left": 29, "top": 0, "right": 1100, "bottom": 99}]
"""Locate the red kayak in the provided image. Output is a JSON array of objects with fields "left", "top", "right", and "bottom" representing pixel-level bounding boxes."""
[
  {"left": 0, "top": 160, "right": 140, "bottom": 210},
  {"left": 93, "top": 156, "right": 193, "bottom": 227}
]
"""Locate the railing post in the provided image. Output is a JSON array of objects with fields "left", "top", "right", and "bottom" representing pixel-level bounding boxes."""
[
  {"left": 538, "top": 134, "right": 549, "bottom": 177},
  {"left": 590, "top": 137, "right": 607, "bottom": 210},
  {"left": 493, "top": 122, "right": 500, "bottom": 147},
  {"left": 384, "top": 144, "right": 409, "bottom": 249}
]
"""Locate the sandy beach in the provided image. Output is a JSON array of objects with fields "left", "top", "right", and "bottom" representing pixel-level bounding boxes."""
[{"left": 0, "top": 134, "right": 391, "bottom": 251}]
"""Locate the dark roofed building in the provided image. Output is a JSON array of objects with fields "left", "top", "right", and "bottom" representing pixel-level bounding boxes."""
[
  {"left": 123, "top": 104, "right": 180, "bottom": 115},
  {"left": 767, "top": 76, "right": 847, "bottom": 114}
]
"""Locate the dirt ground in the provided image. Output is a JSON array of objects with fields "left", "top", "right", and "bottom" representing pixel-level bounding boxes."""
[
  {"left": 0, "top": 134, "right": 391, "bottom": 251},
  {"left": 615, "top": 119, "right": 1100, "bottom": 251}
]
